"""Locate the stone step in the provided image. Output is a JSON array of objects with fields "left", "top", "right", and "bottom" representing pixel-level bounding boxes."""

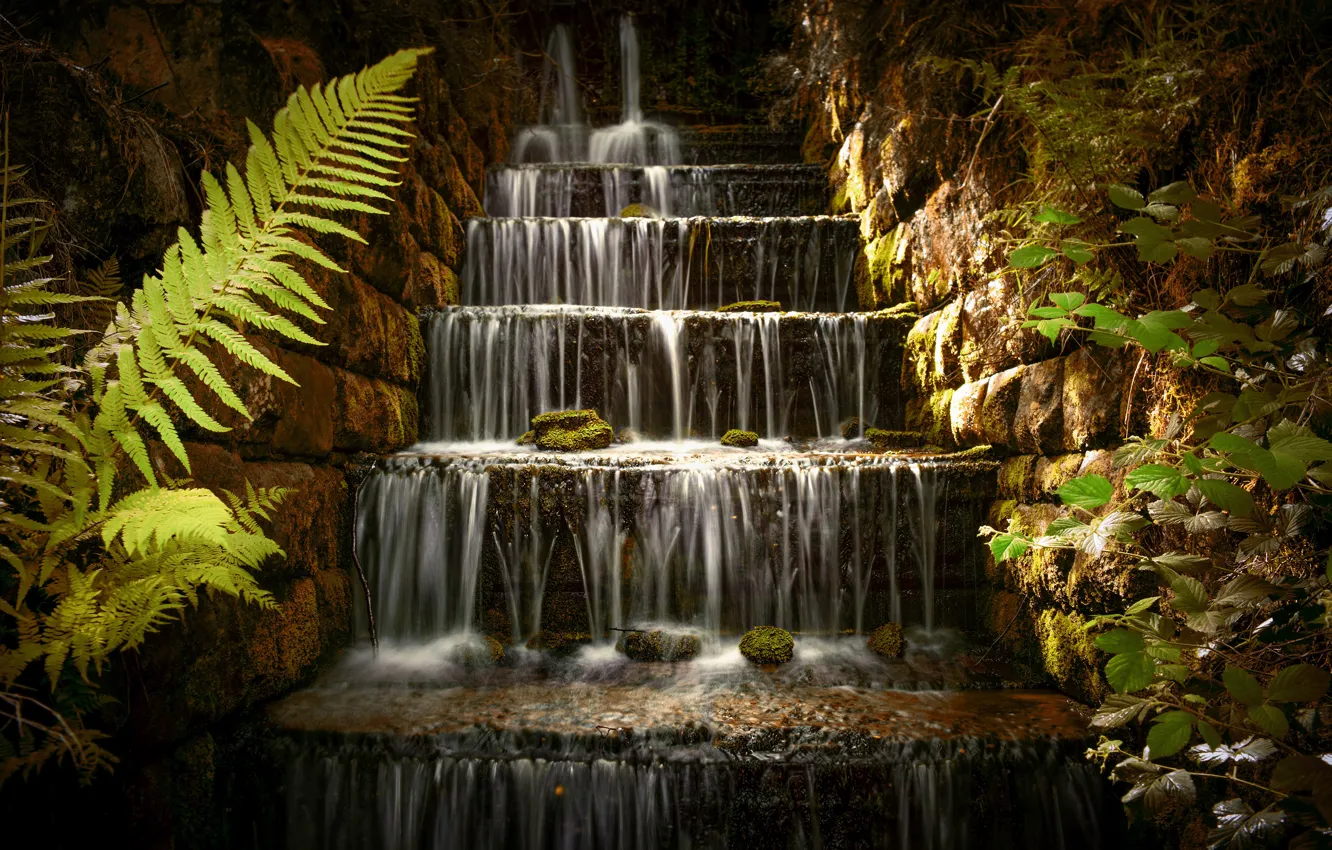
[
  {"left": 678, "top": 124, "right": 806, "bottom": 164},
  {"left": 256, "top": 685, "right": 1114, "bottom": 850},
  {"left": 419, "top": 306, "right": 911, "bottom": 443},
  {"left": 462, "top": 215, "right": 859, "bottom": 311},
  {"left": 356, "top": 450, "right": 997, "bottom": 643},
  {"left": 484, "top": 163, "right": 828, "bottom": 218}
]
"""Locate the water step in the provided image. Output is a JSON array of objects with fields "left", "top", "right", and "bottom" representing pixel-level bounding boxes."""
[
  {"left": 356, "top": 451, "right": 997, "bottom": 643},
  {"left": 420, "top": 306, "right": 911, "bottom": 443},
  {"left": 264, "top": 685, "right": 1113, "bottom": 850},
  {"left": 462, "top": 215, "right": 859, "bottom": 311},
  {"left": 484, "top": 164, "right": 828, "bottom": 218},
  {"left": 678, "top": 124, "right": 806, "bottom": 164}
]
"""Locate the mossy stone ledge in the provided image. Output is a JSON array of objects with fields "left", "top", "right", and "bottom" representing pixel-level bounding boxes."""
[
  {"left": 718, "top": 300, "right": 781, "bottom": 313},
  {"left": 451, "top": 635, "right": 505, "bottom": 666},
  {"left": 720, "top": 428, "right": 759, "bottom": 448},
  {"left": 739, "top": 626, "right": 794, "bottom": 665},
  {"left": 531, "top": 409, "right": 613, "bottom": 451},
  {"left": 865, "top": 429, "right": 924, "bottom": 450},
  {"left": 866, "top": 623, "right": 904, "bottom": 658},
  {"left": 524, "top": 630, "right": 593, "bottom": 657},
  {"left": 616, "top": 629, "right": 702, "bottom": 662},
  {"left": 618, "top": 203, "right": 659, "bottom": 218}
]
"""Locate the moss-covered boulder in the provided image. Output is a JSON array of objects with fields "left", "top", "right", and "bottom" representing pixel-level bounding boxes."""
[
  {"left": 840, "top": 416, "right": 864, "bottom": 439},
  {"left": 616, "top": 629, "right": 702, "bottom": 661},
  {"left": 524, "top": 630, "right": 593, "bottom": 656},
  {"left": 1013, "top": 357, "right": 1065, "bottom": 455},
  {"left": 866, "top": 429, "right": 924, "bottom": 450},
  {"left": 532, "top": 409, "right": 613, "bottom": 451},
  {"left": 718, "top": 300, "right": 781, "bottom": 313},
  {"left": 452, "top": 635, "right": 505, "bottom": 666},
  {"left": 739, "top": 626, "right": 794, "bottom": 664},
  {"left": 866, "top": 623, "right": 904, "bottom": 658},
  {"left": 720, "top": 428, "right": 759, "bottom": 448},
  {"left": 516, "top": 429, "right": 536, "bottom": 445},
  {"left": 618, "top": 203, "right": 659, "bottom": 217}
]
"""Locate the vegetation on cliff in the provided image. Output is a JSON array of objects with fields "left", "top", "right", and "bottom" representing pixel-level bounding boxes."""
[{"left": 0, "top": 49, "right": 429, "bottom": 785}]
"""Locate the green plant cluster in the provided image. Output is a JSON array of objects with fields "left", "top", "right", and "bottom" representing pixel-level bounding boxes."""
[
  {"left": 984, "top": 181, "right": 1332, "bottom": 843},
  {"left": 0, "top": 48, "right": 430, "bottom": 785},
  {"left": 720, "top": 429, "right": 758, "bottom": 448},
  {"left": 738, "top": 625, "right": 793, "bottom": 664}
]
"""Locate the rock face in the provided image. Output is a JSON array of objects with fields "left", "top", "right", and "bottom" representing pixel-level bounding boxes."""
[
  {"left": 1012, "top": 358, "right": 1065, "bottom": 455},
  {"left": 739, "top": 626, "right": 795, "bottom": 664},
  {"left": 532, "top": 409, "right": 614, "bottom": 451},
  {"left": 720, "top": 428, "right": 759, "bottom": 447},
  {"left": 866, "top": 428, "right": 924, "bottom": 450},
  {"left": 867, "top": 623, "right": 904, "bottom": 658},
  {"left": 616, "top": 630, "right": 702, "bottom": 662}
]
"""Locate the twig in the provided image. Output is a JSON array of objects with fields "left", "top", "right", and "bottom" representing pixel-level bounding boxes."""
[
  {"left": 961, "top": 94, "right": 1003, "bottom": 190},
  {"left": 350, "top": 470, "right": 378, "bottom": 654},
  {"left": 117, "top": 80, "right": 169, "bottom": 106}
]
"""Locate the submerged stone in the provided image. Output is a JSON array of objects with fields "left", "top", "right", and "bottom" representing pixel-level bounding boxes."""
[
  {"left": 532, "top": 409, "right": 613, "bottom": 451},
  {"left": 739, "top": 626, "right": 794, "bottom": 664},
  {"left": 720, "top": 428, "right": 759, "bottom": 447},
  {"left": 451, "top": 635, "right": 505, "bottom": 666},
  {"left": 866, "top": 428, "right": 924, "bottom": 450},
  {"left": 867, "top": 623, "right": 904, "bottom": 658},
  {"left": 615, "top": 629, "right": 701, "bottom": 661},
  {"left": 840, "top": 416, "right": 864, "bottom": 439},
  {"left": 524, "top": 630, "right": 593, "bottom": 656},
  {"left": 717, "top": 300, "right": 781, "bottom": 313}
]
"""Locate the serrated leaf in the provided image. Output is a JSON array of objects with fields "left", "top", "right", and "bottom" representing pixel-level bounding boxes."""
[
  {"left": 989, "top": 533, "right": 1030, "bottom": 562},
  {"left": 1095, "top": 628, "right": 1146, "bottom": 654},
  {"left": 1009, "top": 244, "right": 1060, "bottom": 268},
  {"left": 1195, "top": 479, "right": 1254, "bottom": 517},
  {"left": 1266, "top": 664, "right": 1330, "bottom": 703},
  {"left": 1107, "top": 184, "right": 1146, "bottom": 210},
  {"left": 1034, "top": 207, "right": 1082, "bottom": 224},
  {"left": 1106, "top": 650, "right": 1156, "bottom": 693},
  {"left": 1125, "top": 464, "right": 1191, "bottom": 498},
  {"left": 1224, "top": 666, "right": 1264, "bottom": 707},
  {"left": 1147, "top": 710, "right": 1194, "bottom": 758},
  {"left": 1057, "top": 474, "right": 1113, "bottom": 509},
  {"left": 1247, "top": 704, "right": 1289, "bottom": 738},
  {"left": 1092, "top": 694, "right": 1149, "bottom": 729}
]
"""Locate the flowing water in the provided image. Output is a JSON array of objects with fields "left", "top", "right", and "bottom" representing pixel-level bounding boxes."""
[{"left": 261, "top": 17, "right": 1116, "bottom": 848}]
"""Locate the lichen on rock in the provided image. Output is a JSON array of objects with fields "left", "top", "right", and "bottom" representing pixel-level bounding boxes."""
[
  {"left": 618, "top": 203, "right": 659, "bottom": 218},
  {"left": 866, "top": 623, "right": 903, "bottom": 658},
  {"left": 531, "top": 408, "right": 613, "bottom": 451},
  {"left": 720, "top": 428, "right": 759, "bottom": 447},
  {"left": 739, "top": 626, "right": 794, "bottom": 664},
  {"left": 616, "top": 629, "right": 702, "bottom": 661}
]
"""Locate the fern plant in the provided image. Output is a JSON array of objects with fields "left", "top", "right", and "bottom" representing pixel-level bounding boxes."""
[{"left": 0, "top": 47, "right": 431, "bottom": 785}]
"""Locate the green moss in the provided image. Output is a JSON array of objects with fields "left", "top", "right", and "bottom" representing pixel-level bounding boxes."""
[
  {"left": 946, "top": 444, "right": 994, "bottom": 460},
  {"left": 862, "top": 224, "right": 911, "bottom": 309},
  {"left": 739, "top": 626, "right": 794, "bottom": 664},
  {"left": 516, "top": 430, "right": 535, "bottom": 445},
  {"left": 997, "top": 455, "right": 1037, "bottom": 499},
  {"left": 718, "top": 300, "right": 782, "bottom": 313},
  {"left": 532, "top": 409, "right": 613, "bottom": 451},
  {"left": 905, "top": 388, "right": 955, "bottom": 446},
  {"left": 865, "top": 428, "right": 924, "bottom": 450},
  {"left": 1034, "top": 609, "right": 1106, "bottom": 703},
  {"left": 1036, "top": 453, "right": 1085, "bottom": 495},
  {"left": 616, "top": 629, "right": 702, "bottom": 661},
  {"left": 619, "top": 203, "right": 659, "bottom": 217},
  {"left": 841, "top": 416, "right": 864, "bottom": 439},
  {"left": 904, "top": 312, "right": 939, "bottom": 394},
  {"left": 452, "top": 635, "right": 505, "bottom": 666},
  {"left": 866, "top": 623, "right": 904, "bottom": 658},
  {"left": 721, "top": 428, "right": 759, "bottom": 447}
]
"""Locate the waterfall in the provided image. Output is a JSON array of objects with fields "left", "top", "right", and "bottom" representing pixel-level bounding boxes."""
[
  {"left": 588, "top": 16, "right": 680, "bottom": 165},
  {"left": 510, "top": 25, "right": 587, "bottom": 163}
]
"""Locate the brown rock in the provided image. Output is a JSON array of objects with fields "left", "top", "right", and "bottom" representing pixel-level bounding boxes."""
[
  {"left": 332, "top": 369, "right": 419, "bottom": 452},
  {"left": 1012, "top": 358, "right": 1065, "bottom": 455},
  {"left": 949, "top": 379, "right": 988, "bottom": 446},
  {"left": 980, "top": 365, "right": 1025, "bottom": 447},
  {"left": 405, "top": 250, "right": 461, "bottom": 310},
  {"left": 1062, "top": 346, "right": 1130, "bottom": 450}
]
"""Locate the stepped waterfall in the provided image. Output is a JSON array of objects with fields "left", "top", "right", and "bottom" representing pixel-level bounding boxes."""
[{"left": 267, "top": 19, "right": 1119, "bottom": 849}]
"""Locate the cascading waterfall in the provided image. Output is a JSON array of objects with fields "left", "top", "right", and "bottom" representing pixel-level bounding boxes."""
[
  {"left": 461, "top": 216, "right": 857, "bottom": 311},
  {"left": 588, "top": 16, "right": 680, "bottom": 165},
  {"left": 510, "top": 25, "right": 587, "bottom": 163},
  {"left": 420, "top": 306, "right": 878, "bottom": 442}
]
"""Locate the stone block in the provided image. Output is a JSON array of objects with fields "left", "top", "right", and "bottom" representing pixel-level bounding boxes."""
[
  {"left": 1013, "top": 357, "right": 1065, "bottom": 454},
  {"left": 949, "top": 379, "right": 988, "bottom": 445},
  {"left": 902, "top": 310, "right": 940, "bottom": 396},
  {"left": 404, "top": 250, "right": 461, "bottom": 311},
  {"left": 996, "top": 455, "right": 1037, "bottom": 500},
  {"left": 980, "top": 364, "right": 1025, "bottom": 447},
  {"left": 1062, "top": 346, "right": 1130, "bottom": 450},
  {"left": 332, "top": 369, "right": 419, "bottom": 452},
  {"left": 932, "top": 299, "right": 964, "bottom": 389}
]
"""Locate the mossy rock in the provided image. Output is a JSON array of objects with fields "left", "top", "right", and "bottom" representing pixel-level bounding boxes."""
[
  {"left": 524, "top": 630, "right": 593, "bottom": 656},
  {"left": 532, "top": 409, "right": 613, "bottom": 451},
  {"left": 516, "top": 430, "right": 536, "bottom": 445},
  {"left": 718, "top": 300, "right": 781, "bottom": 313},
  {"left": 739, "top": 626, "right": 794, "bottom": 664},
  {"left": 866, "top": 429, "right": 924, "bottom": 450},
  {"left": 840, "top": 417, "right": 865, "bottom": 439},
  {"left": 721, "top": 429, "right": 759, "bottom": 448},
  {"left": 616, "top": 629, "right": 701, "bottom": 661},
  {"left": 866, "top": 623, "right": 904, "bottom": 658},
  {"left": 452, "top": 635, "right": 505, "bottom": 666},
  {"left": 618, "top": 203, "right": 659, "bottom": 218}
]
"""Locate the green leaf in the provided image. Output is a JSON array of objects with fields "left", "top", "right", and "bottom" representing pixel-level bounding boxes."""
[
  {"left": 1009, "top": 244, "right": 1061, "bottom": 268},
  {"left": 1095, "top": 628, "right": 1145, "bottom": 654},
  {"left": 1224, "top": 284, "right": 1270, "bottom": 307},
  {"left": 1048, "top": 292, "right": 1086, "bottom": 311},
  {"left": 1146, "top": 710, "right": 1193, "bottom": 759},
  {"left": 1091, "top": 694, "right": 1150, "bottom": 729},
  {"left": 1247, "top": 704, "right": 1289, "bottom": 738},
  {"left": 1125, "top": 596, "right": 1160, "bottom": 615},
  {"left": 1034, "top": 207, "right": 1082, "bottom": 225},
  {"left": 1107, "top": 184, "right": 1146, "bottom": 210},
  {"left": 1061, "top": 241, "right": 1094, "bottom": 264},
  {"left": 1125, "top": 464, "right": 1190, "bottom": 499},
  {"left": 1057, "top": 474, "right": 1113, "bottom": 509},
  {"left": 1223, "top": 666, "right": 1263, "bottom": 707},
  {"left": 1266, "top": 664, "right": 1331, "bottom": 703},
  {"left": 1169, "top": 575, "right": 1208, "bottom": 614},
  {"left": 989, "top": 533, "right": 1030, "bottom": 562},
  {"left": 1195, "top": 479, "right": 1254, "bottom": 517},
  {"left": 1106, "top": 650, "right": 1156, "bottom": 693},
  {"left": 1149, "top": 182, "right": 1197, "bottom": 205},
  {"left": 1196, "top": 720, "right": 1222, "bottom": 749}
]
